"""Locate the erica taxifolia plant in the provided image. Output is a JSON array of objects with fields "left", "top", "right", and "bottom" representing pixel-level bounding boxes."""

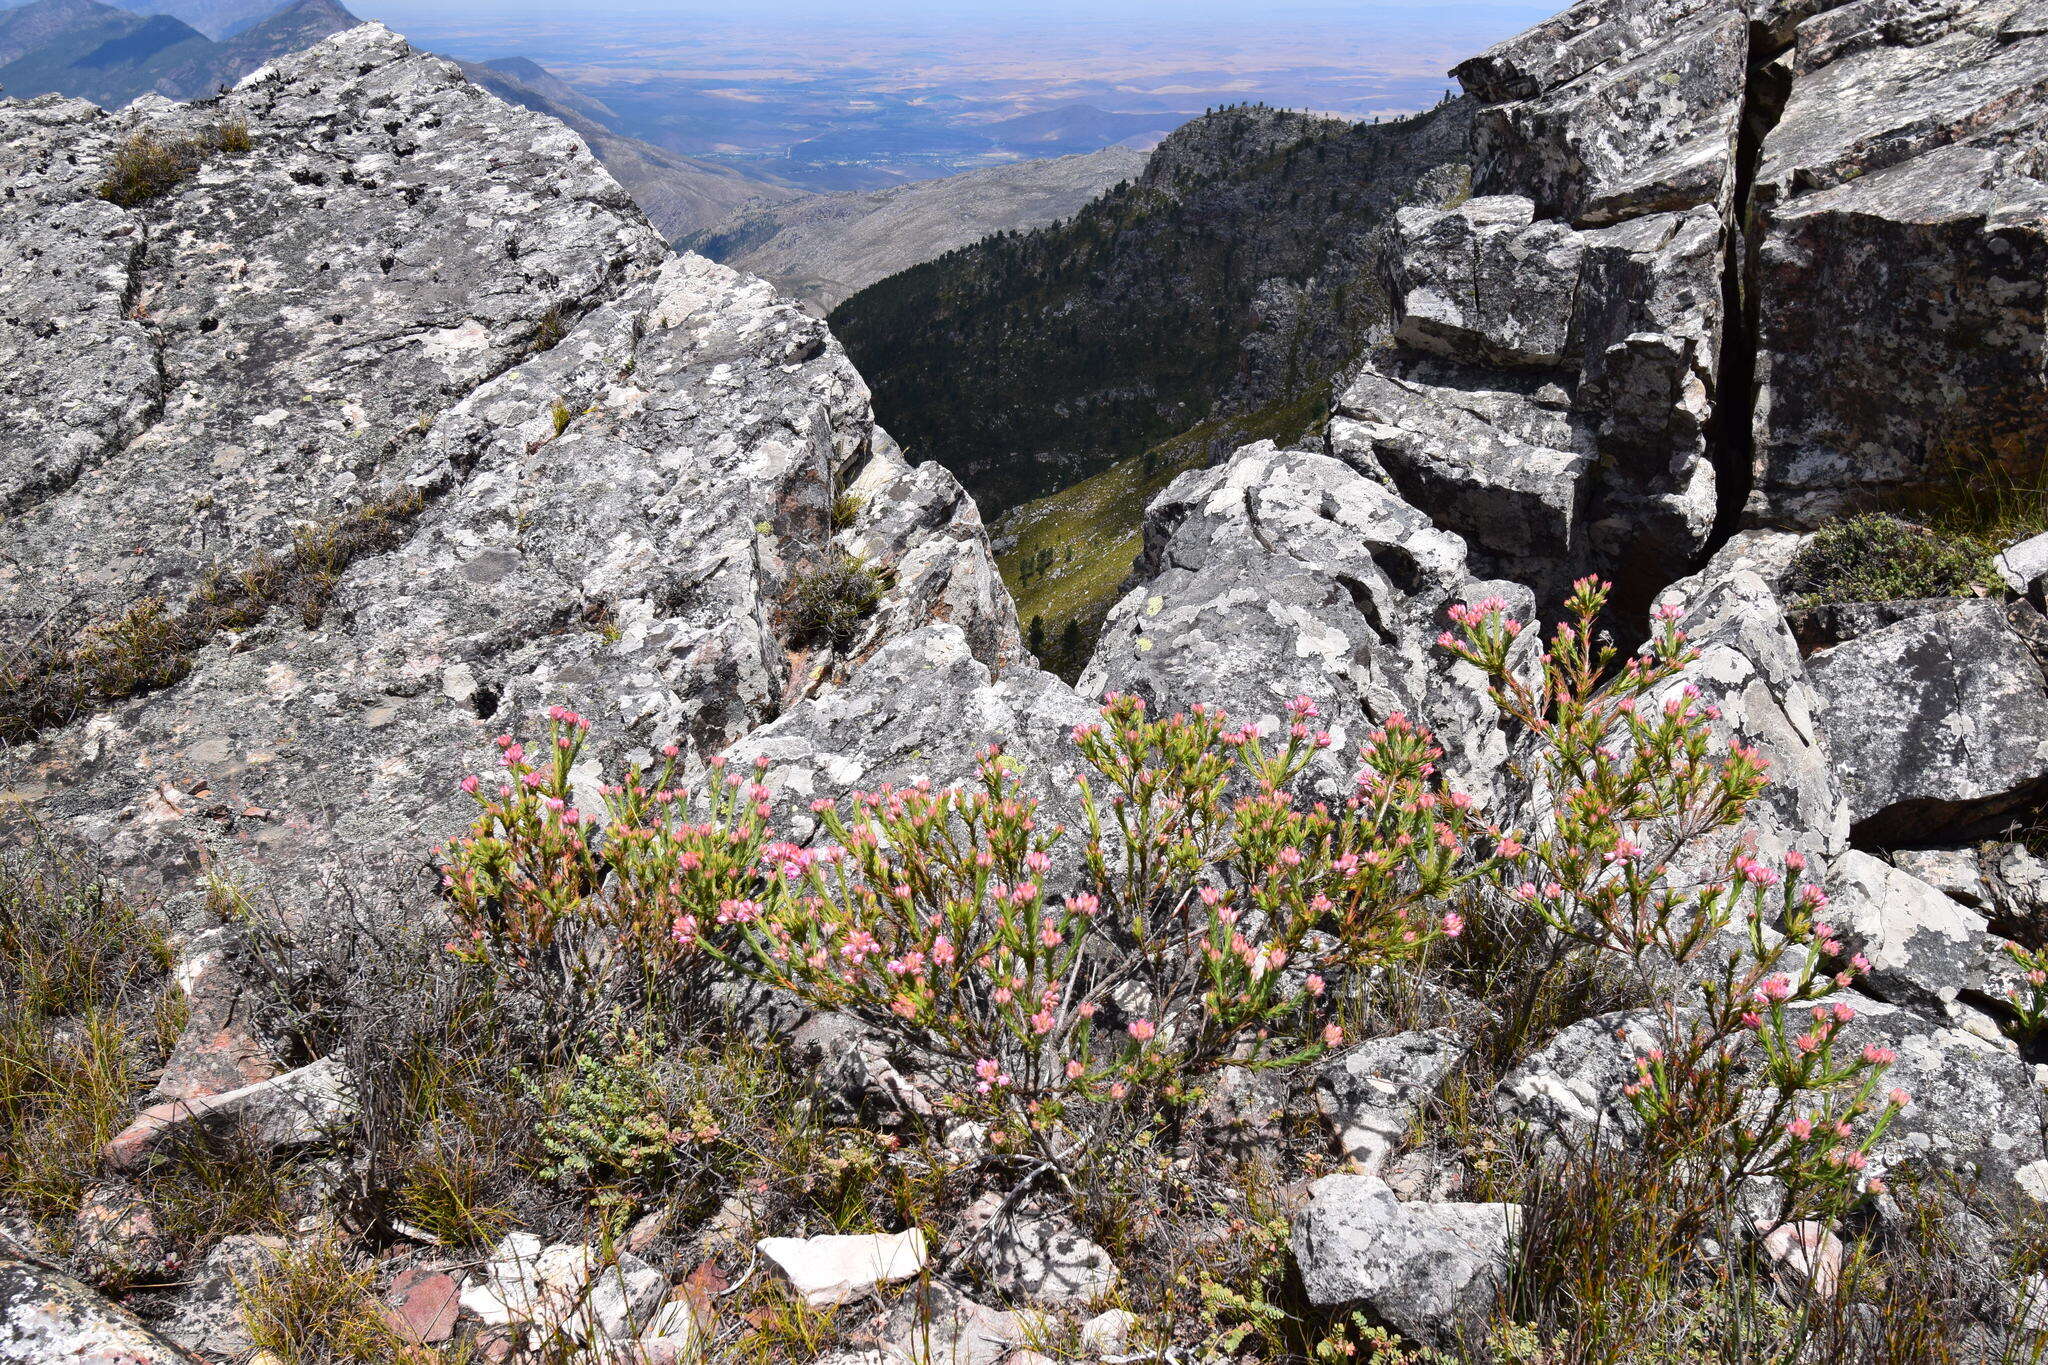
[
  {"left": 1448, "top": 578, "right": 1905, "bottom": 1224},
  {"left": 719, "top": 695, "right": 1476, "bottom": 1156},
  {"left": 440, "top": 706, "right": 777, "bottom": 1051},
  {"left": 439, "top": 580, "right": 1902, "bottom": 1206}
]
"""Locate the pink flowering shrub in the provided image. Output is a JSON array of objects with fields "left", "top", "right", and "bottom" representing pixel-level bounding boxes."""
[
  {"left": 439, "top": 581, "right": 1901, "bottom": 1207},
  {"left": 1446, "top": 578, "right": 1905, "bottom": 1222},
  {"left": 440, "top": 706, "right": 776, "bottom": 1049},
  {"left": 714, "top": 697, "right": 1482, "bottom": 1153},
  {"left": 2001, "top": 942, "right": 2048, "bottom": 1043}
]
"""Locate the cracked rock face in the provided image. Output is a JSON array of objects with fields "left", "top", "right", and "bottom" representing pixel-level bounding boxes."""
[
  {"left": 1454, "top": 0, "right": 1749, "bottom": 224},
  {"left": 0, "top": 24, "right": 663, "bottom": 648},
  {"left": 1747, "top": 0, "right": 2048, "bottom": 524},
  {"left": 1346, "top": 76, "right": 1728, "bottom": 606},
  {"left": 2, "top": 25, "right": 1026, "bottom": 919}
]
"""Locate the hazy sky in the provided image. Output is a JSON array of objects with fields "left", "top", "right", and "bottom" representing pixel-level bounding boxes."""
[
  {"left": 364, "top": 0, "right": 1541, "bottom": 21},
  {"left": 344, "top": 0, "right": 1553, "bottom": 181},
  {"left": 360, "top": 0, "right": 1552, "bottom": 62}
]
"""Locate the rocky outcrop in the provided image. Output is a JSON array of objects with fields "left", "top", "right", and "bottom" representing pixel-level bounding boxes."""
[
  {"left": 11, "top": 2, "right": 2048, "bottom": 1359},
  {"left": 1, "top": 26, "right": 1027, "bottom": 921},
  {"left": 1079, "top": 441, "right": 1535, "bottom": 804},
  {"left": 1499, "top": 998, "right": 2048, "bottom": 1210},
  {"left": 1341, "top": 0, "right": 2048, "bottom": 614},
  {"left": 1746, "top": 0, "right": 2048, "bottom": 523},
  {"left": 1453, "top": 0, "right": 1750, "bottom": 224},
  {"left": 1, "top": 24, "right": 660, "bottom": 642},
  {"left": 1297, "top": 0, "right": 1752, "bottom": 610}
]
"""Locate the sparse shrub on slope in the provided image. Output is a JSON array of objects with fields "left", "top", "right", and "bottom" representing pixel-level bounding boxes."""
[
  {"left": 0, "top": 486, "right": 424, "bottom": 744},
  {"left": 781, "top": 552, "right": 888, "bottom": 651},
  {"left": 98, "top": 121, "right": 253, "bottom": 208},
  {"left": 0, "top": 844, "right": 175, "bottom": 1221}
]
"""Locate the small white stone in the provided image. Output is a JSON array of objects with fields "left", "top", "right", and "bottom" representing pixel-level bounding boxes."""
[
  {"left": 1079, "top": 1308, "right": 1140, "bottom": 1354},
  {"left": 757, "top": 1228, "right": 929, "bottom": 1306}
]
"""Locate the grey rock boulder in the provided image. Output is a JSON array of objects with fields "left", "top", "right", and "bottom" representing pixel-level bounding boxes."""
[
  {"left": 1498, "top": 998, "right": 2048, "bottom": 1210},
  {"left": 1316, "top": 1029, "right": 1468, "bottom": 1174},
  {"left": 1080, "top": 441, "right": 1536, "bottom": 808},
  {"left": 158, "top": 1234, "right": 286, "bottom": 1360},
  {"left": 1390, "top": 197, "right": 1585, "bottom": 367},
  {"left": 1891, "top": 847, "right": 1995, "bottom": 910},
  {"left": 1455, "top": 0, "right": 1748, "bottom": 224},
  {"left": 1367, "top": 192, "right": 1724, "bottom": 596},
  {"left": 1822, "top": 851, "right": 2016, "bottom": 1021},
  {"left": 1649, "top": 564, "right": 1850, "bottom": 866},
  {"left": 0, "top": 1252, "right": 204, "bottom": 1363},
  {"left": 1332, "top": 362, "right": 1593, "bottom": 602},
  {"left": 1998, "top": 531, "right": 2048, "bottom": 600},
  {"left": 1985, "top": 842, "right": 2048, "bottom": 939},
  {"left": 726, "top": 622, "right": 1095, "bottom": 844},
  {"left": 16, "top": 236, "right": 1018, "bottom": 928},
  {"left": 1806, "top": 601, "right": 2048, "bottom": 839},
  {"left": 1290, "top": 1173, "right": 1521, "bottom": 1350}
]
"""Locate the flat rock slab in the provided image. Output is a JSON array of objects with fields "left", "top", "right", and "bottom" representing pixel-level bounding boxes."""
[
  {"left": 1290, "top": 1173, "right": 1521, "bottom": 1350},
  {"left": 0, "top": 1254, "right": 204, "bottom": 1363},
  {"left": 758, "top": 1229, "right": 928, "bottom": 1307}
]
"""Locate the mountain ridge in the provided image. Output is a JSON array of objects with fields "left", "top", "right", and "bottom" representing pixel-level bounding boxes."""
[
  {"left": 685, "top": 144, "right": 1148, "bottom": 314},
  {"left": 829, "top": 100, "right": 1472, "bottom": 515}
]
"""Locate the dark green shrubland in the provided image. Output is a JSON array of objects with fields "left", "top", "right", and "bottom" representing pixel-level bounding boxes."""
[{"left": 1784, "top": 513, "right": 1996, "bottom": 607}]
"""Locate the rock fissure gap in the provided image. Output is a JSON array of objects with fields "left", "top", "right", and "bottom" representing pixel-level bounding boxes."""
[{"left": 1705, "top": 22, "right": 1793, "bottom": 552}]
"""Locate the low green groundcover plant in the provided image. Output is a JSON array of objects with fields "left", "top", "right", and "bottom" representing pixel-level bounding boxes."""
[{"left": 1783, "top": 512, "right": 1995, "bottom": 608}]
